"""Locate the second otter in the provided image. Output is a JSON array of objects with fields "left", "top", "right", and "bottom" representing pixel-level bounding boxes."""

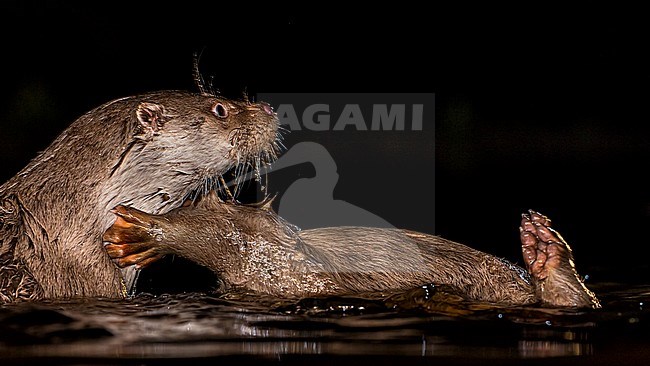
[{"left": 103, "top": 194, "right": 600, "bottom": 308}]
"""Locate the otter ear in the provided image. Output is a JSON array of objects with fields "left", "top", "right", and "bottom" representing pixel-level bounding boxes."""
[{"left": 136, "top": 102, "right": 166, "bottom": 140}]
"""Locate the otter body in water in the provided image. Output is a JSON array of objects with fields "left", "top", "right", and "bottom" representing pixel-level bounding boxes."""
[
  {"left": 104, "top": 194, "right": 600, "bottom": 308},
  {"left": 0, "top": 91, "right": 279, "bottom": 302}
]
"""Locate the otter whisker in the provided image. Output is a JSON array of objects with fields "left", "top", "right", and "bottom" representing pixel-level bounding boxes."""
[
  {"left": 274, "top": 139, "right": 286, "bottom": 154},
  {"left": 207, "top": 75, "right": 217, "bottom": 96},
  {"left": 192, "top": 51, "right": 209, "bottom": 96},
  {"left": 218, "top": 175, "right": 235, "bottom": 201},
  {"left": 192, "top": 50, "right": 219, "bottom": 97},
  {"left": 232, "top": 161, "right": 245, "bottom": 197},
  {"left": 256, "top": 153, "right": 268, "bottom": 193},
  {"left": 238, "top": 162, "right": 253, "bottom": 196},
  {"left": 254, "top": 156, "right": 262, "bottom": 180},
  {"left": 262, "top": 161, "right": 269, "bottom": 193},
  {"left": 204, "top": 176, "right": 214, "bottom": 196}
]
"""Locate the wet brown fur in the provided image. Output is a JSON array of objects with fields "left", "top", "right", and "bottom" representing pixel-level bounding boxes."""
[
  {"left": 104, "top": 194, "right": 540, "bottom": 305},
  {"left": 104, "top": 193, "right": 601, "bottom": 308},
  {"left": 0, "top": 91, "right": 278, "bottom": 302}
]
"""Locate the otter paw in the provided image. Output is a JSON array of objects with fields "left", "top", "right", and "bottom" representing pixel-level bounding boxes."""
[
  {"left": 519, "top": 210, "right": 569, "bottom": 281},
  {"left": 519, "top": 210, "right": 600, "bottom": 308},
  {"left": 103, "top": 205, "right": 165, "bottom": 269}
]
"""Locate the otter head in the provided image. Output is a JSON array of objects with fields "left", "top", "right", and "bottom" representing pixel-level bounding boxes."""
[{"left": 107, "top": 91, "right": 280, "bottom": 214}]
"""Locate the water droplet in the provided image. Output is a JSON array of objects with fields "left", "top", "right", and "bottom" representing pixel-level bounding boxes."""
[{"left": 497, "top": 314, "right": 503, "bottom": 319}]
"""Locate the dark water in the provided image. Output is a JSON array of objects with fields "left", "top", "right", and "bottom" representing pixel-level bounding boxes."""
[{"left": 1, "top": 282, "right": 649, "bottom": 366}]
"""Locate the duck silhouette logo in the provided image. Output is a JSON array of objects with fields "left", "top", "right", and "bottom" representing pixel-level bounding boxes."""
[
  {"left": 271, "top": 142, "right": 394, "bottom": 229},
  {"left": 225, "top": 141, "right": 428, "bottom": 272},
  {"left": 226, "top": 141, "right": 395, "bottom": 229}
]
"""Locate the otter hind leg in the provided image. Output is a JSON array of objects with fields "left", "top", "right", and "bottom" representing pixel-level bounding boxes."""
[
  {"left": 103, "top": 206, "right": 165, "bottom": 269},
  {"left": 520, "top": 210, "right": 600, "bottom": 308},
  {"left": 0, "top": 253, "right": 44, "bottom": 302}
]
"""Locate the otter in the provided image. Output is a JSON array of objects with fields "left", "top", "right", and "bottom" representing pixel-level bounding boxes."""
[
  {"left": 0, "top": 91, "right": 279, "bottom": 302},
  {"left": 103, "top": 193, "right": 600, "bottom": 308}
]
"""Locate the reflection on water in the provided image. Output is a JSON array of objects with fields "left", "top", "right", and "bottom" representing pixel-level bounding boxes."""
[{"left": 1, "top": 282, "right": 649, "bottom": 364}]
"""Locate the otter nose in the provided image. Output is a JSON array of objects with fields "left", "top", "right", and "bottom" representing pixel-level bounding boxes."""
[{"left": 261, "top": 103, "right": 274, "bottom": 115}]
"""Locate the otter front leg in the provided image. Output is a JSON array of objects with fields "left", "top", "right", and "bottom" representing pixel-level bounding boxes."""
[
  {"left": 103, "top": 206, "right": 167, "bottom": 269},
  {"left": 103, "top": 205, "right": 231, "bottom": 274},
  {"left": 520, "top": 210, "right": 601, "bottom": 308}
]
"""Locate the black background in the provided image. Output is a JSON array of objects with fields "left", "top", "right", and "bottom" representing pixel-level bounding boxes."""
[{"left": 1, "top": 2, "right": 649, "bottom": 283}]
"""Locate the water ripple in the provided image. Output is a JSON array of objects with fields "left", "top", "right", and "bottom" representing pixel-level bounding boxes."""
[{"left": 1, "top": 283, "right": 649, "bottom": 363}]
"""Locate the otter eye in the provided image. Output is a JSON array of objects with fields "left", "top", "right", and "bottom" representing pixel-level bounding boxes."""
[{"left": 213, "top": 103, "right": 228, "bottom": 118}]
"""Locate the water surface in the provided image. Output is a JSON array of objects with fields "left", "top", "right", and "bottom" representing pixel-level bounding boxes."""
[{"left": 1, "top": 280, "right": 648, "bottom": 365}]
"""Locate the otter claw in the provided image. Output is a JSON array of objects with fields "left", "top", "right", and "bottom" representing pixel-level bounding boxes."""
[
  {"left": 528, "top": 210, "right": 552, "bottom": 226},
  {"left": 112, "top": 248, "right": 161, "bottom": 268},
  {"left": 110, "top": 205, "right": 151, "bottom": 227}
]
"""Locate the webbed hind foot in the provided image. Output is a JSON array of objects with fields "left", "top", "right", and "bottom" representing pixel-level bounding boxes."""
[{"left": 520, "top": 210, "right": 600, "bottom": 308}]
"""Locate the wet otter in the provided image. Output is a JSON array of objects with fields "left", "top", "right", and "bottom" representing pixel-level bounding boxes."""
[
  {"left": 0, "top": 91, "right": 279, "bottom": 302},
  {"left": 103, "top": 193, "right": 600, "bottom": 308}
]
